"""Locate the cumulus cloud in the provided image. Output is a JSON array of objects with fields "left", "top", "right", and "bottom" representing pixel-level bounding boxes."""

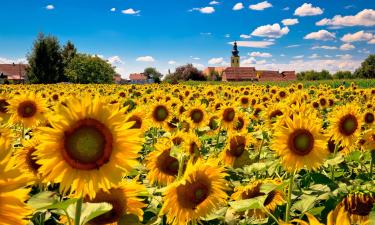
[
  {"left": 293, "top": 55, "right": 304, "bottom": 59},
  {"left": 110, "top": 8, "right": 116, "bottom": 12},
  {"left": 294, "top": 3, "right": 323, "bottom": 16},
  {"left": 193, "top": 63, "right": 205, "bottom": 69},
  {"left": 340, "top": 31, "right": 374, "bottom": 42},
  {"left": 168, "top": 61, "right": 176, "bottom": 65},
  {"left": 209, "top": 1, "right": 220, "bottom": 5},
  {"left": 281, "top": 18, "right": 299, "bottom": 26},
  {"left": 240, "top": 34, "right": 251, "bottom": 39},
  {"left": 190, "top": 7, "right": 215, "bottom": 14},
  {"left": 336, "top": 54, "right": 352, "bottom": 60},
  {"left": 229, "top": 41, "right": 274, "bottom": 48},
  {"left": 316, "top": 9, "right": 375, "bottom": 27},
  {"left": 136, "top": 56, "right": 155, "bottom": 62},
  {"left": 286, "top": 45, "right": 300, "bottom": 48},
  {"left": 108, "top": 56, "right": 124, "bottom": 64},
  {"left": 208, "top": 57, "right": 228, "bottom": 66},
  {"left": 283, "top": 7, "right": 290, "bottom": 11},
  {"left": 46, "top": 5, "right": 54, "bottom": 10},
  {"left": 122, "top": 8, "right": 140, "bottom": 15},
  {"left": 369, "top": 39, "right": 375, "bottom": 44},
  {"left": 311, "top": 45, "right": 337, "bottom": 50},
  {"left": 251, "top": 23, "right": 289, "bottom": 38},
  {"left": 241, "top": 57, "right": 256, "bottom": 66},
  {"left": 233, "top": 3, "right": 244, "bottom": 11},
  {"left": 340, "top": 43, "right": 355, "bottom": 51},
  {"left": 309, "top": 54, "right": 320, "bottom": 59},
  {"left": 249, "top": 1, "right": 272, "bottom": 11},
  {"left": 249, "top": 52, "right": 272, "bottom": 58},
  {"left": 304, "top": 30, "right": 335, "bottom": 41}
]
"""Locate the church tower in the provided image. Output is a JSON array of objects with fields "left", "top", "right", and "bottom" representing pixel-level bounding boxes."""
[{"left": 231, "top": 41, "right": 240, "bottom": 67}]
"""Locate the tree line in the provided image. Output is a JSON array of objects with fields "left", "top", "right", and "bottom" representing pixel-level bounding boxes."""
[{"left": 297, "top": 55, "right": 375, "bottom": 80}]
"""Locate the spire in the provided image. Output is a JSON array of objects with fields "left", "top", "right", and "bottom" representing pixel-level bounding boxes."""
[{"left": 232, "top": 41, "right": 239, "bottom": 57}]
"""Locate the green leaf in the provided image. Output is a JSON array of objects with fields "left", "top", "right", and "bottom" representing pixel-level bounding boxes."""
[
  {"left": 324, "top": 154, "right": 344, "bottom": 167},
  {"left": 229, "top": 196, "right": 267, "bottom": 212},
  {"left": 27, "top": 191, "right": 59, "bottom": 210},
  {"left": 67, "top": 202, "right": 113, "bottom": 225},
  {"left": 292, "top": 195, "right": 317, "bottom": 214}
]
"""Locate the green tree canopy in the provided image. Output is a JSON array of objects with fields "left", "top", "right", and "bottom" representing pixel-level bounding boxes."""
[
  {"left": 354, "top": 54, "right": 375, "bottom": 78},
  {"left": 164, "top": 64, "right": 206, "bottom": 82},
  {"left": 62, "top": 41, "right": 77, "bottom": 67},
  {"left": 143, "top": 67, "right": 162, "bottom": 81},
  {"left": 65, "top": 54, "right": 115, "bottom": 84},
  {"left": 26, "top": 33, "right": 65, "bottom": 83}
]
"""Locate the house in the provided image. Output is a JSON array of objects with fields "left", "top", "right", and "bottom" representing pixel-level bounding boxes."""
[
  {"left": 222, "top": 67, "right": 257, "bottom": 81},
  {"left": 0, "top": 63, "right": 27, "bottom": 84},
  {"left": 113, "top": 74, "right": 122, "bottom": 84},
  {"left": 129, "top": 73, "right": 154, "bottom": 84}
]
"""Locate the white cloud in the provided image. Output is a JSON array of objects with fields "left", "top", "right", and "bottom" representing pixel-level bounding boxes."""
[
  {"left": 225, "top": 34, "right": 231, "bottom": 38},
  {"left": 168, "top": 60, "right": 176, "bottom": 65},
  {"left": 190, "top": 56, "right": 201, "bottom": 60},
  {"left": 286, "top": 44, "right": 300, "bottom": 48},
  {"left": 293, "top": 55, "right": 304, "bottom": 59},
  {"left": 233, "top": 3, "right": 244, "bottom": 11},
  {"left": 190, "top": 7, "right": 215, "bottom": 14},
  {"left": 369, "top": 39, "right": 375, "bottom": 44},
  {"left": 241, "top": 57, "right": 256, "bottom": 66},
  {"left": 0, "top": 57, "right": 27, "bottom": 64},
  {"left": 122, "top": 8, "right": 140, "bottom": 15},
  {"left": 249, "top": 1, "right": 272, "bottom": 11},
  {"left": 294, "top": 3, "right": 323, "bottom": 16},
  {"left": 316, "top": 9, "right": 375, "bottom": 27},
  {"left": 311, "top": 45, "right": 337, "bottom": 50},
  {"left": 336, "top": 54, "right": 352, "bottom": 60},
  {"left": 340, "top": 43, "right": 355, "bottom": 51},
  {"left": 200, "top": 32, "right": 212, "bottom": 36},
  {"left": 280, "top": 54, "right": 286, "bottom": 57},
  {"left": 358, "top": 48, "right": 370, "bottom": 53},
  {"left": 249, "top": 51, "right": 272, "bottom": 58},
  {"left": 283, "top": 7, "right": 290, "bottom": 11},
  {"left": 193, "top": 63, "right": 205, "bottom": 69},
  {"left": 209, "top": 1, "right": 220, "bottom": 5},
  {"left": 309, "top": 54, "right": 320, "bottom": 59},
  {"left": 46, "top": 5, "right": 54, "bottom": 10},
  {"left": 108, "top": 56, "right": 124, "bottom": 64},
  {"left": 281, "top": 18, "right": 299, "bottom": 26},
  {"left": 136, "top": 56, "right": 155, "bottom": 62},
  {"left": 229, "top": 41, "right": 274, "bottom": 48},
  {"left": 251, "top": 23, "right": 289, "bottom": 38},
  {"left": 304, "top": 30, "right": 335, "bottom": 41},
  {"left": 110, "top": 8, "right": 116, "bottom": 12},
  {"left": 240, "top": 34, "right": 251, "bottom": 39},
  {"left": 208, "top": 57, "right": 224, "bottom": 65},
  {"left": 340, "top": 31, "right": 373, "bottom": 42},
  {"left": 256, "top": 59, "right": 267, "bottom": 65}
]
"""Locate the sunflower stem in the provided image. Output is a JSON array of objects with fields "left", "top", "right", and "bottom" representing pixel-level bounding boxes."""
[
  {"left": 63, "top": 209, "right": 73, "bottom": 225},
  {"left": 215, "top": 125, "right": 222, "bottom": 154},
  {"left": 257, "top": 138, "right": 264, "bottom": 162},
  {"left": 370, "top": 150, "right": 375, "bottom": 178},
  {"left": 285, "top": 170, "right": 295, "bottom": 223},
  {"left": 74, "top": 197, "right": 83, "bottom": 225},
  {"left": 330, "top": 145, "right": 339, "bottom": 181}
]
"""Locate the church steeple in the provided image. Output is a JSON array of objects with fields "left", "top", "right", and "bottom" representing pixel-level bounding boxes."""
[{"left": 231, "top": 41, "right": 240, "bottom": 67}]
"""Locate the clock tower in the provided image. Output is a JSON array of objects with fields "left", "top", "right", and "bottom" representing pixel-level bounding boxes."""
[{"left": 231, "top": 41, "right": 240, "bottom": 67}]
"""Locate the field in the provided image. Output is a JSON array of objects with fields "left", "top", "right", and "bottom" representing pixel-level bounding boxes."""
[{"left": 0, "top": 82, "right": 374, "bottom": 225}]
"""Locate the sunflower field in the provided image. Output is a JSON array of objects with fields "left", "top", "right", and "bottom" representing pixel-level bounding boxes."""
[{"left": 0, "top": 82, "right": 374, "bottom": 225}]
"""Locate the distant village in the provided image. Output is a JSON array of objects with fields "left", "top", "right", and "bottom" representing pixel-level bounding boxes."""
[{"left": 0, "top": 42, "right": 295, "bottom": 84}]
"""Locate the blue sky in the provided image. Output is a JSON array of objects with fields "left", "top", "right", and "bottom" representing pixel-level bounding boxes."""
[{"left": 0, "top": 0, "right": 374, "bottom": 77}]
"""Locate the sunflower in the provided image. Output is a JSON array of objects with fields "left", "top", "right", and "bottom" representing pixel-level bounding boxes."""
[
  {"left": 231, "top": 179, "right": 285, "bottom": 219},
  {"left": 231, "top": 111, "right": 249, "bottom": 132},
  {"left": 186, "top": 102, "right": 208, "bottom": 129},
  {"left": 327, "top": 192, "right": 374, "bottom": 225},
  {"left": 271, "top": 113, "right": 328, "bottom": 172},
  {"left": 219, "top": 105, "right": 237, "bottom": 129},
  {"left": 184, "top": 132, "right": 202, "bottom": 160},
  {"left": 161, "top": 158, "right": 228, "bottom": 225},
  {"left": 35, "top": 95, "right": 142, "bottom": 199},
  {"left": 221, "top": 132, "right": 254, "bottom": 167},
  {"left": 124, "top": 106, "right": 150, "bottom": 132},
  {"left": 0, "top": 126, "right": 13, "bottom": 159},
  {"left": 0, "top": 93, "right": 11, "bottom": 123},
  {"left": 149, "top": 101, "right": 171, "bottom": 128},
  {"left": 328, "top": 104, "right": 362, "bottom": 149},
  {"left": 8, "top": 92, "right": 47, "bottom": 128},
  {"left": 358, "top": 129, "right": 375, "bottom": 151},
  {"left": 14, "top": 138, "right": 43, "bottom": 181},
  {"left": 362, "top": 110, "right": 374, "bottom": 127},
  {"left": 85, "top": 180, "right": 147, "bottom": 225},
  {"left": 0, "top": 147, "right": 32, "bottom": 225},
  {"left": 145, "top": 139, "right": 179, "bottom": 186}
]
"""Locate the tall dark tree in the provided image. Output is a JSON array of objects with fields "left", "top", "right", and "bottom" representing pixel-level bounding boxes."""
[
  {"left": 354, "top": 54, "right": 375, "bottom": 78},
  {"left": 65, "top": 54, "right": 115, "bottom": 84},
  {"left": 62, "top": 41, "right": 77, "bottom": 67},
  {"left": 164, "top": 64, "right": 206, "bottom": 82},
  {"left": 26, "top": 33, "right": 65, "bottom": 83},
  {"left": 143, "top": 67, "right": 162, "bottom": 82}
]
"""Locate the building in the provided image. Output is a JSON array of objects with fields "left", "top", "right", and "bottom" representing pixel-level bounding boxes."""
[
  {"left": 205, "top": 42, "right": 296, "bottom": 82},
  {"left": 129, "top": 73, "right": 154, "bottom": 84},
  {"left": 0, "top": 63, "right": 27, "bottom": 84},
  {"left": 113, "top": 74, "right": 123, "bottom": 84}
]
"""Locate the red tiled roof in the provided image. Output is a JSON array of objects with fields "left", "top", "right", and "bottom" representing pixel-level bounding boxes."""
[
  {"left": 222, "top": 67, "right": 256, "bottom": 81},
  {"left": 0, "top": 64, "right": 27, "bottom": 80},
  {"left": 129, "top": 73, "right": 147, "bottom": 81},
  {"left": 113, "top": 74, "right": 122, "bottom": 82}
]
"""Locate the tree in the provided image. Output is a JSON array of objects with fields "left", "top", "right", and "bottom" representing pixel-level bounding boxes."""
[
  {"left": 26, "top": 33, "right": 65, "bottom": 83},
  {"left": 65, "top": 54, "right": 115, "bottom": 84},
  {"left": 62, "top": 41, "right": 77, "bottom": 67},
  {"left": 354, "top": 54, "right": 375, "bottom": 78},
  {"left": 333, "top": 71, "right": 354, "bottom": 79},
  {"left": 164, "top": 64, "right": 206, "bottom": 82},
  {"left": 143, "top": 67, "right": 162, "bottom": 81}
]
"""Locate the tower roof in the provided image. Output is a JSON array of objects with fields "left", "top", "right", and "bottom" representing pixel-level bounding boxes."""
[{"left": 232, "top": 41, "right": 239, "bottom": 57}]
